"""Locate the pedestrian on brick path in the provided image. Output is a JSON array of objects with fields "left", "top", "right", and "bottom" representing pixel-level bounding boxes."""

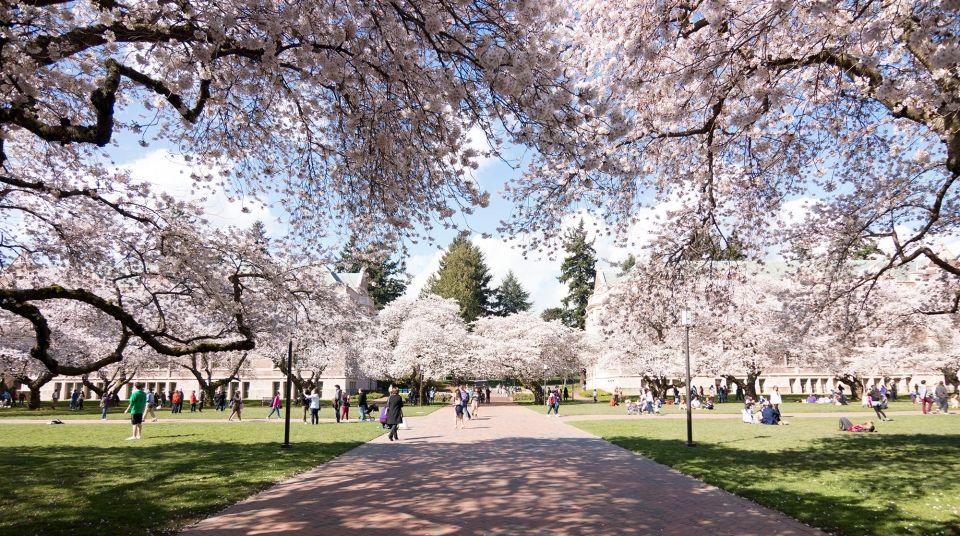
[
  {"left": 546, "top": 389, "right": 558, "bottom": 416},
  {"left": 471, "top": 387, "right": 481, "bottom": 418},
  {"left": 935, "top": 381, "right": 949, "bottom": 414},
  {"left": 228, "top": 391, "right": 243, "bottom": 422},
  {"left": 453, "top": 388, "right": 465, "bottom": 430},
  {"left": 124, "top": 382, "right": 147, "bottom": 440},
  {"left": 267, "top": 391, "right": 283, "bottom": 420},
  {"left": 460, "top": 386, "right": 472, "bottom": 420},
  {"left": 190, "top": 391, "right": 198, "bottom": 412},
  {"left": 386, "top": 387, "right": 403, "bottom": 441},
  {"left": 309, "top": 389, "right": 321, "bottom": 425},
  {"left": 485, "top": 386, "right": 491, "bottom": 404}
]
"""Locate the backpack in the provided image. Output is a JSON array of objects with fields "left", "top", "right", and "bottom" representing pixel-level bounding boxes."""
[
  {"left": 461, "top": 390, "right": 469, "bottom": 405},
  {"left": 548, "top": 393, "right": 556, "bottom": 405}
]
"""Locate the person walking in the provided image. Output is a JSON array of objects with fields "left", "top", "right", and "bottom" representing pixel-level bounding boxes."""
[
  {"left": 593, "top": 388, "right": 598, "bottom": 403},
  {"left": 189, "top": 391, "right": 198, "bottom": 413},
  {"left": 935, "top": 381, "right": 949, "bottom": 414},
  {"left": 145, "top": 390, "right": 158, "bottom": 422},
  {"left": 301, "top": 390, "right": 310, "bottom": 423},
  {"left": 868, "top": 386, "right": 890, "bottom": 421},
  {"left": 546, "top": 389, "right": 558, "bottom": 416},
  {"left": 358, "top": 389, "right": 368, "bottom": 422},
  {"left": 198, "top": 390, "right": 206, "bottom": 412},
  {"left": 171, "top": 390, "right": 181, "bottom": 414},
  {"left": 770, "top": 386, "right": 783, "bottom": 412},
  {"left": 124, "top": 382, "right": 147, "bottom": 440},
  {"left": 340, "top": 390, "right": 350, "bottom": 422},
  {"left": 267, "top": 391, "right": 283, "bottom": 420},
  {"left": 485, "top": 386, "right": 492, "bottom": 405},
  {"left": 919, "top": 380, "right": 932, "bottom": 414},
  {"left": 386, "top": 387, "right": 404, "bottom": 441},
  {"left": 51, "top": 387, "right": 60, "bottom": 409},
  {"left": 453, "top": 389, "right": 465, "bottom": 430},
  {"left": 99, "top": 391, "right": 111, "bottom": 420},
  {"left": 309, "top": 389, "right": 321, "bottom": 424},
  {"left": 470, "top": 387, "right": 480, "bottom": 418},
  {"left": 333, "top": 385, "right": 343, "bottom": 423},
  {"left": 228, "top": 391, "right": 243, "bottom": 422},
  {"left": 460, "top": 386, "right": 472, "bottom": 420}
]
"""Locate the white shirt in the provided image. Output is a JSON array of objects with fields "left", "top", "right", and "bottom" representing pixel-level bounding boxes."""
[
  {"left": 309, "top": 393, "right": 321, "bottom": 410},
  {"left": 770, "top": 391, "right": 782, "bottom": 404}
]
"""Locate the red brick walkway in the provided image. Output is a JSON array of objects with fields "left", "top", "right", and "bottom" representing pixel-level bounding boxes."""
[{"left": 181, "top": 396, "right": 822, "bottom": 535}]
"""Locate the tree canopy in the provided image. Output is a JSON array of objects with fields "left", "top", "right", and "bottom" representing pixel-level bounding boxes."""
[{"left": 424, "top": 234, "right": 494, "bottom": 322}]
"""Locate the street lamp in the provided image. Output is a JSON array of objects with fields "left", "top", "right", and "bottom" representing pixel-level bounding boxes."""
[
  {"left": 281, "top": 339, "right": 293, "bottom": 449},
  {"left": 543, "top": 364, "right": 548, "bottom": 405},
  {"left": 681, "top": 310, "right": 696, "bottom": 448}
]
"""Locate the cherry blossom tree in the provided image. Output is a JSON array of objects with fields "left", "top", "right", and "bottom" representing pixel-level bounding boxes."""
[
  {"left": 507, "top": 1, "right": 960, "bottom": 311},
  {"left": 361, "top": 294, "right": 469, "bottom": 405},
  {"left": 472, "top": 312, "right": 585, "bottom": 405}
]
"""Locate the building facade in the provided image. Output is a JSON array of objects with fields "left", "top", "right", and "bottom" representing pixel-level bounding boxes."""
[
  {"left": 583, "top": 260, "right": 946, "bottom": 396},
  {"left": 40, "top": 268, "right": 378, "bottom": 403}
]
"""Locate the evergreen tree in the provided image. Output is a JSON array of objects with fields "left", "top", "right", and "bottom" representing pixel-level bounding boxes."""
[
  {"left": 336, "top": 240, "right": 408, "bottom": 310},
  {"left": 619, "top": 254, "right": 637, "bottom": 275},
  {"left": 425, "top": 234, "right": 494, "bottom": 322},
  {"left": 557, "top": 219, "right": 597, "bottom": 330},
  {"left": 682, "top": 229, "right": 748, "bottom": 261},
  {"left": 541, "top": 307, "right": 567, "bottom": 323},
  {"left": 491, "top": 270, "right": 533, "bottom": 316}
]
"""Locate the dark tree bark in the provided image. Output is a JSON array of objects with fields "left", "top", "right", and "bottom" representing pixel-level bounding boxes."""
[{"left": 835, "top": 374, "right": 864, "bottom": 400}]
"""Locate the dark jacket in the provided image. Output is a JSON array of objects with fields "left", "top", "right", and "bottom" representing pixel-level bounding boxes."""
[
  {"left": 386, "top": 394, "right": 404, "bottom": 425},
  {"left": 358, "top": 392, "right": 367, "bottom": 406}
]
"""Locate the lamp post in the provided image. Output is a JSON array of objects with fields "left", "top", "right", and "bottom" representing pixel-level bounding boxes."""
[
  {"left": 281, "top": 340, "right": 293, "bottom": 449},
  {"left": 543, "top": 364, "right": 548, "bottom": 405},
  {"left": 681, "top": 310, "right": 696, "bottom": 448}
]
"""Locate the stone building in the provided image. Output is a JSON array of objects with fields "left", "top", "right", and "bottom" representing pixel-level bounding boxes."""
[{"left": 40, "top": 268, "right": 377, "bottom": 403}]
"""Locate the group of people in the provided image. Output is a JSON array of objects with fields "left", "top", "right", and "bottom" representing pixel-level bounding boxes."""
[
  {"left": 625, "top": 389, "right": 663, "bottom": 415},
  {"left": 912, "top": 380, "right": 954, "bottom": 415},
  {"left": 453, "top": 384, "right": 484, "bottom": 428},
  {"left": 741, "top": 395, "right": 787, "bottom": 425},
  {"left": 0, "top": 390, "right": 26, "bottom": 407}
]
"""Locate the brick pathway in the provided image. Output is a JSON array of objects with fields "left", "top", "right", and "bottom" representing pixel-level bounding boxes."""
[{"left": 181, "top": 396, "right": 822, "bottom": 535}]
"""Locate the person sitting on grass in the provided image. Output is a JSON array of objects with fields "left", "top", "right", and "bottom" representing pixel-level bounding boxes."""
[
  {"left": 839, "top": 417, "right": 876, "bottom": 432},
  {"left": 625, "top": 399, "right": 638, "bottom": 415},
  {"left": 760, "top": 401, "right": 785, "bottom": 425},
  {"left": 805, "top": 394, "right": 818, "bottom": 404}
]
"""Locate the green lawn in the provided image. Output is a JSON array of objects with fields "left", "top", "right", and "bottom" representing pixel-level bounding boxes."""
[
  {"left": 0, "top": 401, "right": 446, "bottom": 420},
  {"left": 572, "top": 416, "right": 960, "bottom": 535},
  {"left": 0, "top": 422, "right": 385, "bottom": 535},
  {"left": 520, "top": 399, "right": 922, "bottom": 416}
]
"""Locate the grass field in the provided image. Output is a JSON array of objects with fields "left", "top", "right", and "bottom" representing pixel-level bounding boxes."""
[
  {"left": 572, "top": 415, "right": 960, "bottom": 535},
  {"left": 0, "top": 400, "right": 446, "bottom": 420},
  {"left": 520, "top": 398, "right": 923, "bottom": 416},
  {"left": 0, "top": 421, "right": 387, "bottom": 535}
]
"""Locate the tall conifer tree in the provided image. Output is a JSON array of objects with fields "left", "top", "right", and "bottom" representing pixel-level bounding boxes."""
[
  {"left": 425, "top": 234, "right": 494, "bottom": 322},
  {"left": 336, "top": 240, "right": 408, "bottom": 310},
  {"left": 492, "top": 270, "right": 532, "bottom": 316},
  {"left": 558, "top": 219, "right": 597, "bottom": 330}
]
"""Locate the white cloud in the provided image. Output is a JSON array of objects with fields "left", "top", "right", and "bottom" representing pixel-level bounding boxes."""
[
  {"left": 404, "top": 249, "right": 444, "bottom": 300},
  {"left": 121, "top": 150, "right": 285, "bottom": 236}
]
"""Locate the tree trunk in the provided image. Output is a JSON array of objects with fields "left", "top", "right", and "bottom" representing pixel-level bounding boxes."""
[
  {"left": 579, "top": 367, "right": 587, "bottom": 390},
  {"left": 21, "top": 371, "right": 53, "bottom": 410},
  {"left": 643, "top": 375, "right": 672, "bottom": 399},
  {"left": 524, "top": 379, "right": 545, "bottom": 405},
  {"left": 940, "top": 367, "right": 959, "bottom": 390},
  {"left": 723, "top": 373, "right": 759, "bottom": 400},
  {"left": 835, "top": 374, "right": 863, "bottom": 400}
]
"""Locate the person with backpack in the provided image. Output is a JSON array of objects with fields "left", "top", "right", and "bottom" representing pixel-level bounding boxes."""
[
  {"left": 460, "top": 385, "right": 471, "bottom": 420},
  {"left": 358, "top": 389, "right": 368, "bottom": 422},
  {"left": 145, "top": 391, "right": 158, "bottom": 422}
]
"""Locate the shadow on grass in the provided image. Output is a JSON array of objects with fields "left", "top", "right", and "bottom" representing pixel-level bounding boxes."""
[
  {"left": 603, "top": 433, "right": 960, "bottom": 536},
  {"left": 1, "top": 439, "right": 369, "bottom": 536}
]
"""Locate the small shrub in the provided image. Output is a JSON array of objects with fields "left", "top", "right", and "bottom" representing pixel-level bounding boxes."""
[{"left": 512, "top": 391, "right": 534, "bottom": 402}]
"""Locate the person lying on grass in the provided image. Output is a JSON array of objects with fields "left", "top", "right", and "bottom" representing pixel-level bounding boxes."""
[{"left": 839, "top": 417, "right": 876, "bottom": 433}]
